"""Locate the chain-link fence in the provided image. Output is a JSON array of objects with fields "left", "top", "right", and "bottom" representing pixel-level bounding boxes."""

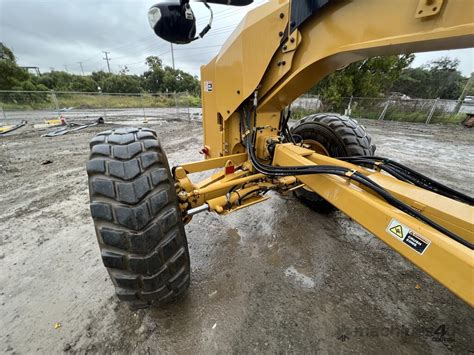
[
  {"left": 1, "top": 91, "right": 471, "bottom": 126},
  {"left": 292, "top": 95, "right": 472, "bottom": 124},
  {"left": 0, "top": 90, "right": 202, "bottom": 126}
]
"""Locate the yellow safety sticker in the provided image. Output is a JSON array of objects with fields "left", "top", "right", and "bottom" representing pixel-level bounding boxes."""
[
  {"left": 389, "top": 224, "right": 404, "bottom": 239},
  {"left": 387, "top": 219, "right": 431, "bottom": 255}
]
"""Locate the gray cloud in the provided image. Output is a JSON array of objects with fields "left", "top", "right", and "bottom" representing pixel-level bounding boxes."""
[{"left": 1, "top": 0, "right": 472, "bottom": 78}]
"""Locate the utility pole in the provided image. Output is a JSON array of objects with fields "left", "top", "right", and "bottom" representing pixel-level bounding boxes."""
[
  {"left": 170, "top": 43, "right": 175, "bottom": 70},
  {"left": 102, "top": 51, "right": 111, "bottom": 73},
  {"left": 170, "top": 43, "right": 178, "bottom": 118},
  {"left": 77, "top": 61, "right": 85, "bottom": 75}
]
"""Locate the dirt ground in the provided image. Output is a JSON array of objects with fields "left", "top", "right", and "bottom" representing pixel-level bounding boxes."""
[{"left": 0, "top": 117, "right": 473, "bottom": 354}]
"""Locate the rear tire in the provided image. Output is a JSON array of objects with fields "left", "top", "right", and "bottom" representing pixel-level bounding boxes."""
[
  {"left": 291, "top": 113, "right": 376, "bottom": 213},
  {"left": 86, "top": 127, "right": 190, "bottom": 309}
]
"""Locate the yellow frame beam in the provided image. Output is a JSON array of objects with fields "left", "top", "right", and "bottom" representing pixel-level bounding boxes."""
[
  {"left": 272, "top": 144, "right": 474, "bottom": 306},
  {"left": 181, "top": 152, "right": 248, "bottom": 174},
  {"left": 175, "top": 0, "right": 474, "bottom": 306}
]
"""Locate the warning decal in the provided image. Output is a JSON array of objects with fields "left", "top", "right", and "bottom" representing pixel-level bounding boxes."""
[
  {"left": 386, "top": 219, "right": 431, "bottom": 255},
  {"left": 389, "top": 224, "right": 404, "bottom": 239}
]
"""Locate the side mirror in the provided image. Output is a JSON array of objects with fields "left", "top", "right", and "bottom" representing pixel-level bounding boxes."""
[{"left": 148, "top": 1, "right": 197, "bottom": 44}]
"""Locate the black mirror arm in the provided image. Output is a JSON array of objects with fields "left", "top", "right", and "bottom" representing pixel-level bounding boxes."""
[
  {"left": 182, "top": 0, "right": 253, "bottom": 5},
  {"left": 188, "top": 0, "right": 213, "bottom": 42}
]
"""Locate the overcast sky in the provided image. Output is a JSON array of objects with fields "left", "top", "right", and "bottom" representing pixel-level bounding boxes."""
[{"left": 1, "top": 0, "right": 472, "bottom": 78}]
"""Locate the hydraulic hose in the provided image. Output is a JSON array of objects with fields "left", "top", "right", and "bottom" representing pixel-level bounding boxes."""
[
  {"left": 241, "top": 108, "right": 473, "bottom": 250},
  {"left": 340, "top": 157, "right": 474, "bottom": 205}
]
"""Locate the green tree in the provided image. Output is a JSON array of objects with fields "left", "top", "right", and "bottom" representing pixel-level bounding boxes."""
[
  {"left": 0, "top": 44, "right": 200, "bottom": 97},
  {"left": 36, "top": 71, "right": 75, "bottom": 91},
  {"left": 145, "top": 56, "right": 163, "bottom": 71},
  {"left": 466, "top": 75, "right": 474, "bottom": 96},
  {"left": 142, "top": 56, "right": 199, "bottom": 94},
  {"left": 143, "top": 56, "right": 165, "bottom": 92},
  {"left": 392, "top": 57, "right": 466, "bottom": 99},
  {"left": 0, "top": 43, "right": 30, "bottom": 90},
  {"left": 91, "top": 71, "right": 113, "bottom": 90},
  {"left": 0, "top": 43, "right": 48, "bottom": 99},
  {"left": 426, "top": 58, "right": 465, "bottom": 99},
  {"left": 0, "top": 43, "right": 15, "bottom": 61},
  {"left": 390, "top": 67, "right": 430, "bottom": 98},
  {"left": 311, "top": 55, "right": 414, "bottom": 108},
  {"left": 102, "top": 75, "right": 143, "bottom": 93},
  {"left": 70, "top": 76, "right": 98, "bottom": 92},
  {"left": 174, "top": 69, "right": 200, "bottom": 94}
]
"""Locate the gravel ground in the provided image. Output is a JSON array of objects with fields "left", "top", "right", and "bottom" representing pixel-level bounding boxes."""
[{"left": 0, "top": 117, "right": 473, "bottom": 354}]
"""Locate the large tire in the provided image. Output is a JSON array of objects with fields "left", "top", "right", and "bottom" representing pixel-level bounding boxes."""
[
  {"left": 86, "top": 127, "right": 190, "bottom": 309},
  {"left": 291, "top": 113, "right": 376, "bottom": 213}
]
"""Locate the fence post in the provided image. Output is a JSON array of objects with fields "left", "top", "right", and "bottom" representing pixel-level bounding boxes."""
[
  {"left": 50, "top": 90, "right": 60, "bottom": 117},
  {"left": 378, "top": 100, "right": 390, "bottom": 120},
  {"left": 425, "top": 98, "right": 439, "bottom": 124},
  {"left": 173, "top": 92, "right": 179, "bottom": 119},
  {"left": 0, "top": 105, "right": 7, "bottom": 122},
  {"left": 344, "top": 96, "right": 353, "bottom": 116},
  {"left": 140, "top": 93, "right": 147, "bottom": 123},
  {"left": 100, "top": 91, "right": 107, "bottom": 121}
]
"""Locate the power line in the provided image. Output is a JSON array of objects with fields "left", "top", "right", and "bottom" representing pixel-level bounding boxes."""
[
  {"left": 173, "top": 44, "right": 222, "bottom": 51},
  {"left": 122, "top": 50, "right": 172, "bottom": 68},
  {"left": 174, "top": 48, "right": 220, "bottom": 60},
  {"left": 102, "top": 51, "right": 112, "bottom": 73},
  {"left": 112, "top": 42, "right": 170, "bottom": 60}
]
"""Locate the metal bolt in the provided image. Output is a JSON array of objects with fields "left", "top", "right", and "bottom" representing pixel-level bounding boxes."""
[
  {"left": 290, "top": 37, "right": 295, "bottom": 43},
  {"left": 279, "top": 31, "right": 283, "bottom": 37},
  {"left": 280, "top": 13, "right": 284, "bottom": 19}
]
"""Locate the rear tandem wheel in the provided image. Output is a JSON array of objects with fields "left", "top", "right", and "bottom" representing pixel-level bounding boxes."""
[{"left": 290, "top": 113, "right": 376, "bottom": 213}]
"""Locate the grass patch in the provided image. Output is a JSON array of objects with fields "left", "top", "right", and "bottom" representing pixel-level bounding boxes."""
[
  {"left": 1, "top": 93, "right": 201, "bottom": 110},
  {"left": 289, "top": 106, "right": 464, "bottom": 124}
]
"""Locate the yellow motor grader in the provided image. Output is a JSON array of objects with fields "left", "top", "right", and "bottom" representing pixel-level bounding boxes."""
[{"left": 86, "top": 0, "right": 473, "bottom": 309}]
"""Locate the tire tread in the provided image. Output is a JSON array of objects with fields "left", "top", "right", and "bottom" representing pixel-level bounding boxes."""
[
  {"left": 291, "top": 113, "right": 376, "bottom": 213},
  {"left": 87, "top": 127, "right": 190, "bottom": 307}
]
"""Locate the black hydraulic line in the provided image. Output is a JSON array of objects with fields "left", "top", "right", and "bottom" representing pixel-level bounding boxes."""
[
  {"left": 240, "top": 108, "right": 473, "bottom": 250},
  {"left": 279, "top": 105, "right": 299, "bottom": 144},
  {"left": 340, "top": 156, "right": 474, "bottom": 205},
  {"left": 285, "top": 109, "right": 297, "bottom": 145},
  {"left": 237, "top": 187, "right": 268, "bottom": 205},
  {"left": 377, "top": 164, "right": 412, "bottom": 183}
]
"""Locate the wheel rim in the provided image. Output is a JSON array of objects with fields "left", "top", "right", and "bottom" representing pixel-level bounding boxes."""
[
  {"left": 301, "top": 139, "right": 330, "bottom": 192},
  {"left": 302, "top": 138, "right": 330, "bottom": 156}
]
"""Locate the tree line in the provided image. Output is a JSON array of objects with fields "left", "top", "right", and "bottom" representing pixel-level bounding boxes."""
[
  {"left": 1, "top": 43, "right": 471, "bottom": 102},
  {"left": 0, "top": 43, "right": 200, "bottom": 95},
  {"left": 309, "top": 54, "right": 471, "bottom": 106}
]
